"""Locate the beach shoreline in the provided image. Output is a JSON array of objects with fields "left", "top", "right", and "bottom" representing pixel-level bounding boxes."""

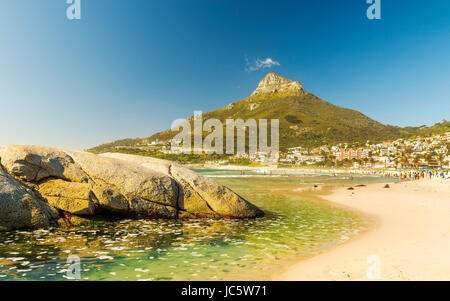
[
  {"left": 188, "top": 163, "right": 396, "bottom": 177},
  {"left": 274, "top": 179, "right": 450, "bottom": 281}
]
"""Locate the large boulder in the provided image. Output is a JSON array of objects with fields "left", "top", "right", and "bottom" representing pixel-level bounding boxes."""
[
  {"left": 0, "top": 169, "right": 59, "bottom": 230},
  {"left": 0, "top": 145, "right": 263, "bottom": 229},
  {"left": 100, "top": 152, "right": 264, "bottom": 218}
]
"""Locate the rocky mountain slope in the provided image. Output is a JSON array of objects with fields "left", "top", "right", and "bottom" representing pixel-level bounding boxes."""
[{"left": 90, "top": 73, "right": 448, "bottom": 152}]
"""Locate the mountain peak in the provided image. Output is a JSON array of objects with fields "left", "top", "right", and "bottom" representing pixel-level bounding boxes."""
[{"left": 251, "top": 73, "right": 304, "bottom": 96}]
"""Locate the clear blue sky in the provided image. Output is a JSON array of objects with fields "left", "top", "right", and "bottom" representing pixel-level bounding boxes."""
[{"left": 1, "top": 0, "right": 449, "bottom": 150}]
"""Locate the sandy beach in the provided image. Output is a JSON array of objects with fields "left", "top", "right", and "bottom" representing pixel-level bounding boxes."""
[{"left": 275, "top": 179, "right": 450, "bottom": 281}]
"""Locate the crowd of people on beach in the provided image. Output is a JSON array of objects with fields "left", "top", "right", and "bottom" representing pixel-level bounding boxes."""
[{"left": 390, "top": 170, "right": 450, "bottom": 181}]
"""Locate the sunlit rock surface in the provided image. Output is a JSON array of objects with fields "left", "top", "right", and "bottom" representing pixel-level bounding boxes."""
[{"left": 0, "top": 145, "right": 263, "bottom": 229}]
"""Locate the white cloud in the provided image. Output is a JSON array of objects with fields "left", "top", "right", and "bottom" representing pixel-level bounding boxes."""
[{"left": 246, "top": 57, "right": 280, "bottom": 72}]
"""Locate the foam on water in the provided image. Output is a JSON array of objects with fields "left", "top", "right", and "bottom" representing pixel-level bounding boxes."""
[{"left": 0, "top": 171, "right": 395, "bottom": 281}]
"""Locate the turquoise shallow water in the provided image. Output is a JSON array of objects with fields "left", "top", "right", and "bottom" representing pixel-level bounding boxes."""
[{"left": 0, "top": 170, "right": 396, "bottom": 281}]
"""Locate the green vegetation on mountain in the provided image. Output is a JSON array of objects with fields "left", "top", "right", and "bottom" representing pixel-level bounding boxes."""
[
  {"left": 414, "top": 120, "right": 450, "bottom": 136},
  {"left": 88, "top": 74, "right": 449, "bottom": 154}
]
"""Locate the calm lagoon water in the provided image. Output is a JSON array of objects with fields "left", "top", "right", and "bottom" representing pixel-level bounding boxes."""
[{"left": 0, "top": 169, "right": 396, "bottom": 281}]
